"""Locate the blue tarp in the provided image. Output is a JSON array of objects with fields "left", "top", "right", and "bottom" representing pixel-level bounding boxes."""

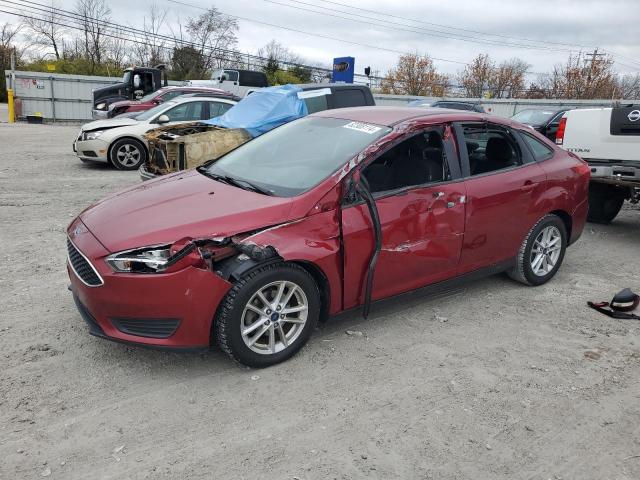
[{"left": 203, "top": 84, "right": 309, "bottom": 137}]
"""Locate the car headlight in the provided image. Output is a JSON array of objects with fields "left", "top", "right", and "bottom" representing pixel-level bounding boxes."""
[
  {"left": 84, "top": 130, "right": 105, "bottom": 140},
  {"left": 107, "top": 245, "right": 172, "bottom": 273},
  {"left": 96, "top": 102, "right": 107, "bottom": 110}
]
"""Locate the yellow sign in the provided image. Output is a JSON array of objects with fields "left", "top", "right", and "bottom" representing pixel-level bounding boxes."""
[{"left": 46, "top": 64, "right": 56, "bottom": 71}]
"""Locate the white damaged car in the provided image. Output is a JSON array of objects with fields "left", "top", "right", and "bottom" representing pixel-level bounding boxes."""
[{"left": 73, "top": 96, "right": 237, "bottom": 170}]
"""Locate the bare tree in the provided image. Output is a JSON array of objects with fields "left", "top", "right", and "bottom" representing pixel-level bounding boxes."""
[
  {"left": 381, "top": 53, "right": 449, "bottom": 96},
  {"left": 185, "top": 7, "right": 238, "bottom": 76},
  {"left": 615, "top": 73, "right": 640, "bottom": 100},
  {"left": 75, "top": 0, "right": 112, "bottom": 73},
  {"left": 487, "top": 58, "right": 530, "bottom": 98},
  {"left": 539, "top": 52, "right": 617, "bottom": 99},
  {"left": 130, "top": 3, "right": 168, "bottom": 66},
  {"left": 458, "top": 54, "right": 493, "bottom": 98},
  {"left": 22, "top": 0, "right": 65, "bottom": 59},
  {"left": 1, "top": 22, "right": 23, "bottom": 101}
]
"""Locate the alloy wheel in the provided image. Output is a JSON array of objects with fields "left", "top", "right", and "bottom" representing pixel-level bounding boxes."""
[
  {"left": 115, "top": 143, "right": 141, "bottom": 168},
  {"left": 530, "top": 225, "right": 562, "bottom": 276},
  {"left": 240, "top": 280, "right": 309, "bottom": 355}
]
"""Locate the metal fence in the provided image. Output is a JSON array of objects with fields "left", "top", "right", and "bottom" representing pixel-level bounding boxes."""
[
  {"left": 373, "top": 94, "right": 615, "bottom": 117},
  {"left": 5, "top": 70, "right": 121, "bottom": 122},
  {"left": 5, "top": 69, "right": 620, "bottom": 122}
]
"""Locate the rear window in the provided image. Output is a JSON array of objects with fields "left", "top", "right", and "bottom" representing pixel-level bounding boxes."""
[
  {"left": 331, "top": 89, "right": 367, "bottom": 108},
  {"left": 521, "top": 132, "right": 554, "bottom": 161},
  {"left": 304, "top": 95, "right": 329, "bottom": 113},
  {"left": 239, "top": 71, "right": 269, "bottom": 87}
]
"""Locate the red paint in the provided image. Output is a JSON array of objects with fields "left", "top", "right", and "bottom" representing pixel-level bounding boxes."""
[{"left": 68, "top": 108, "right": 589, "bottom": 349}]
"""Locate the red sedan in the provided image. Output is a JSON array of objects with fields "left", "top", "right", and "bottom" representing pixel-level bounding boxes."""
[
  {"left": 106, "top": 86, "right": 239, "bottom": 118},
  {"left": 67, "top": 107, "right": 590, "bottom": 367}
]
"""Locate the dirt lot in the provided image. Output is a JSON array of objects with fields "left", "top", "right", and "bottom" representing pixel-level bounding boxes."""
[{"left": 1, "top": 121, "right": 639, "bottom": 480}]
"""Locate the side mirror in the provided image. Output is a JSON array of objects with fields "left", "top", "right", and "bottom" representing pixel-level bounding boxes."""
[
  {"left": 156, "top": 114, "right": 170, "bottom": 124},
  {"left": 133, "top": 74, "right": 141, "bottom": 88},
  {"left": 220, "top": 74, "right": 227, "bottom": 82}
]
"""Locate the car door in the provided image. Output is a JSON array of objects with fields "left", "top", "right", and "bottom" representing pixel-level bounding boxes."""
[
  {"left": 157, "top": 101, "right": 207, "bottom": 125},
  {"left": 207, "top": 100, "right": 234, "bottom": 120},
  {"left": 341, "top": 125, "right": 466, "bottom": 309},
  {"left": 454, "top": 122, "right": 547, "bottom": 274}
]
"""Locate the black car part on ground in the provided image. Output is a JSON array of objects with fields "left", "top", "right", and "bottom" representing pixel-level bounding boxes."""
[
  {"left": 355, "top": 174, "right": 382, "bottom": 319},
  {"left": 588, "top": 288, "right": 640, "bottom": 320}
]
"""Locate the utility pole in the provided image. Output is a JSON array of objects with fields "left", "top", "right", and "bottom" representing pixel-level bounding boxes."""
[{"left": 584, "top": 48, "right": 606, "bottom": 97}]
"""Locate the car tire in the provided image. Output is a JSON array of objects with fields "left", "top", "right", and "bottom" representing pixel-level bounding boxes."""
[
  {"left": 109, "top": 138, "right": 147, "bottom": 171},
  {"left": 214, "top": 263, "right": 320, "bottom": 368},
  {"left": 508, "top": 214, "right": 567, "bottom": 286},
  {"left": 587, "top": 183, "right": 626, "bottom": 224}
]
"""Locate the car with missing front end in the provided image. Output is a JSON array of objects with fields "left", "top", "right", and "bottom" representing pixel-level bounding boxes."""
[
  {"left": 67, "top": 107, "right": 590, "bottom": 367},
  {"left": 73, "top": 95, "right": 238, "bottom": 170}
]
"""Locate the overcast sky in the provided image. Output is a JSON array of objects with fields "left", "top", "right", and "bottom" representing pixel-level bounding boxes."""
[{"left": 2, "top": 0, "right": 640, "bottom": 79}]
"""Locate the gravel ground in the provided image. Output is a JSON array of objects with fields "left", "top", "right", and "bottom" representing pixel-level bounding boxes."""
[{"left": 1, "top": 122, "right": 639, "bottom": 480}]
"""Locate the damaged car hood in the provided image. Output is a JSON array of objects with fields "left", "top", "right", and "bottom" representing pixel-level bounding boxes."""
[
  {"left": 79, "top": 170, "right": 295, "bottom": 253},
  {"left": 81, "top": 117, "right": 140, "bottom": 132}
]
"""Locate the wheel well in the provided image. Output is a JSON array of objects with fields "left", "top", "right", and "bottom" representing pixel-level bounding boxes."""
[
  {"left": 290, "top": 261, "right": 331, "bottom": 323},
  {"left": 108, "top": 136, "right": 148, "bottom": 160},
  {"left": 550, "top": 209, "right": 572, "bottom": 240}
]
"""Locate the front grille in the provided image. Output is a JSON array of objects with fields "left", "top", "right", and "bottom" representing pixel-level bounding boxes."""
[
  {"left": 110, "top": 318, "right": 180, "bottom": 338},
  {"left": 82, "top": 151, "right": 97, "bottom": 157},
  {"left": 67, "top": 238, "right": 103, "bottom": 287}
]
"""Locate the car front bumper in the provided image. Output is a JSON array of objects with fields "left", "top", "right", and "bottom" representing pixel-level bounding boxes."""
[
  {"left": 74, "top": 138, "right": 110, "bottom": 163},
  {"left": 66, "top": 221, "right": 233, "bottom": 349}
]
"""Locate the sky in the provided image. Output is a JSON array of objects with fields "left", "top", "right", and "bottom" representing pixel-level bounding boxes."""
[{"left": 2, "top": 0, "right": 640, "bottom": 80}]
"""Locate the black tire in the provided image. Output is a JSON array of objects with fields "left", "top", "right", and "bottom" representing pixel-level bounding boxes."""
[
  {"left": 587, "top": 183, "right": 626, "bottom": 224},
  {"left": 109, "top": 138, "right": 147, "bottom": 171},
  {"left": 508, "top": 214, "right": 567, "bottom": 286},
  {"left": 214, "top": 263, "right": 320, "bottom": 368}
]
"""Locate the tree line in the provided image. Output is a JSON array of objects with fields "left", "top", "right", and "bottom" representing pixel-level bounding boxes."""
[{"left": 381, "top": 52, "right": 639, "bottom": 100}]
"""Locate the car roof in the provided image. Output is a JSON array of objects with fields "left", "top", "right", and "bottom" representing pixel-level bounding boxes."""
[
  {"left": 160, "top": 85, "right": 234, "bottom": 95},
  {"left": 294, "top": 83, "right": 370, "bottom": 91},
  {"left": 167, "top": 95, "right": 238, "bottom": 104},
  {"left": 311, "top": 106, "right": 488, "bottom": 127}
]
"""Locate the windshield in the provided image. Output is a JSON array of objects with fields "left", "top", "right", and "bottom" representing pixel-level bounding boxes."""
[
  {"left": 139, "top": 89, "right": 164, "bottom": 103},
  {"left": 134, "top": 101, "right": 178, "bottom": 121},
  {"left": 202, "top": 116, "right": 391, "bottom": 197},
  {"left": 512, "top": 109, "right": 557, "bottom": 125}
]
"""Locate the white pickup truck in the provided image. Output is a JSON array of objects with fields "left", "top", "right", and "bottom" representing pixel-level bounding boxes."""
[
  {"left": 183, "top": 68, "right": 269, "bottom": 97},
  {"left": 557, "top": 105, "right": 640, "bottom": 223}
]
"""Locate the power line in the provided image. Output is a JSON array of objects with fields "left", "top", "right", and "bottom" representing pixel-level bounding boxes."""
[{"left": 264, "top": 0, "right": 577, "bottom": 53}]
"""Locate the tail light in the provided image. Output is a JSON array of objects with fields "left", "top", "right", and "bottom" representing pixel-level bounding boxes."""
[{"left": 555, "top": 117, "right": 567, "bottom": 145}]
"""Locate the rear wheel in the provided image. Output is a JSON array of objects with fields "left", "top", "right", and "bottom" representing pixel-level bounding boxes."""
[
  {"left": 109, "top": 138, "right": 147, "bottom": 170},
  {"left": 214, "top": 263, "right": 320, "bottom": 368},
  {"left": 587, "top": 183, "right": 626, "bottom": 224},
  {"left": 508, "top": 214, "right": 567, "bottom": 286}
]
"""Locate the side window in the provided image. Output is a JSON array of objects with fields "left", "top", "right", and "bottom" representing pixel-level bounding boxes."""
[
  {"left": 224, "top": 70, "right": 239, "bottom": 82},
  {"left": 331, "top": 89, "right": 366, "bottom": 108},
  {"left": 304, "top": 95, "right": 329, "bottom": 114},
  {"left": 161, "top": 90, "right": 185, "bottom": 101},
  {"left": 208, "top": 101, "right": 233, "bottom": 118},
  {"left": 362, "top": 128, "right": 451, "bottom": 193},
  {"left": 522, "top": 132, "right": 554, "bottom": 161},
  {"left": 162, "top": 102, "right": 204, "bottom": 122},
  {"left": 460, "top": 123, "right": 522, "bottom": 176}
]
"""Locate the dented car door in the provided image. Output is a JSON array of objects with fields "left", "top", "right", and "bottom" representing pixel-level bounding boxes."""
[{"left": 340, "top": 125, "right": 466, "bottom": 309}]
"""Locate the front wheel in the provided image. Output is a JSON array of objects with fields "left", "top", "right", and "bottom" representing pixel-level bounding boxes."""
[
  {"left": 508, "top": 214, "right": 567, "bottom": 286},
  {"left": 214, "top": 263, "right": 320, "bottom": 367},
  {"left": 109, "top": 138, "right": 147, "bottom": 170}
]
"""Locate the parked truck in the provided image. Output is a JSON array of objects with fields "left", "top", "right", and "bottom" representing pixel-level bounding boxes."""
[
  {"left": 182, "top": 68, "right": 269, "bottom": 97},
  {"left": 557, "top": 105, "right": 640, "bottom": 223},
  {"left": 92, "top": 64, "right": 169, "bottom": 118}
]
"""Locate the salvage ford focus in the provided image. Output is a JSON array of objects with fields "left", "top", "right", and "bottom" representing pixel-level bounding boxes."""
[{"left": 67, "top": 107, "right": 590, "bottom": 367}]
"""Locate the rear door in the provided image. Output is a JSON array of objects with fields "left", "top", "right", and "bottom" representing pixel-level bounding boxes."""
[
  {"left": 341, "top": 124, "right": 466, "bottom": 308},
  {"left": 454, "top": 122, "right": 547, "bottom": 273}
]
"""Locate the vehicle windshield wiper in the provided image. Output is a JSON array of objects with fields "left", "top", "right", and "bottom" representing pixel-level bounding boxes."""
[{"left": 197, "top": 168, "right": 273, "bottom": 196}]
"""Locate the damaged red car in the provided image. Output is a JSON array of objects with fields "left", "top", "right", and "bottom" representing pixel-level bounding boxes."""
[{"left": 67, "top": 107, "right": 590, "bottom": 367}]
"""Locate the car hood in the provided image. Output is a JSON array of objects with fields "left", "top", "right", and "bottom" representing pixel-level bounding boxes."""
[
  {"left": 110, "top": 99, "right": 142, "bottom": 109},
  {"left": 79, "top": 170, "right": 295, "bottom": 253},
  {"left": 81, "top": 117, "right": 140, "bottom": 132}
]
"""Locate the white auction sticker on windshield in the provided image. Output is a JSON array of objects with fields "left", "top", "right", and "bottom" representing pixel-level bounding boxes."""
[{"left": 343, "top": 121, "right": 382, "bottom": 134}]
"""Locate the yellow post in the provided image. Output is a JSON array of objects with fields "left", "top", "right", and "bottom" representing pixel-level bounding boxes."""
[{"left": 7, "top": 88, "right": 15, "bottom": 123}]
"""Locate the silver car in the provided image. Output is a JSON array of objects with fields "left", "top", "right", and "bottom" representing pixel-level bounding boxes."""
[{"left": 73, "top": 96, "right": 237, "bottom": 170}]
